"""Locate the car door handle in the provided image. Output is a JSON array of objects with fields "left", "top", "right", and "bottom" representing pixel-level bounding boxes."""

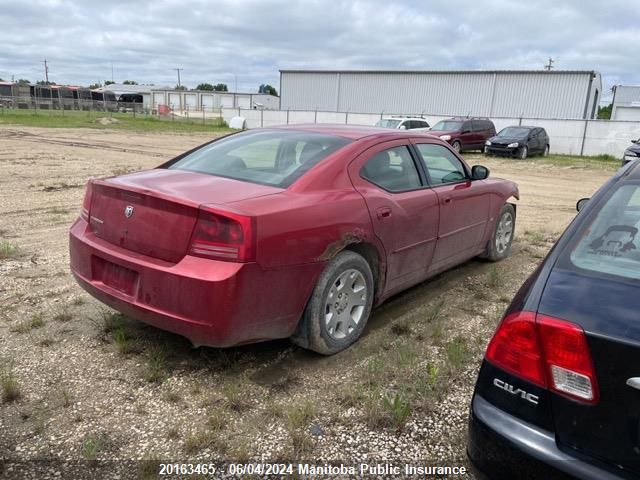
[
  {"left": 442, "top": 196, "right": 452, "bottom": 204},
  {"left": 627, "top": 378, "right": 640, "bottom": 391},
  {"left": 376, "top": 207, "right": 392, "bottom": 219}
]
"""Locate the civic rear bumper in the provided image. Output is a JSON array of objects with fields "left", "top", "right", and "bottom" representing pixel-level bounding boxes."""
[
  {"left": 69, "top": 218, "right": 320, "bottom": 347},
  {"left": 468, "top": 395, "right": 628, "bottom": 480}
]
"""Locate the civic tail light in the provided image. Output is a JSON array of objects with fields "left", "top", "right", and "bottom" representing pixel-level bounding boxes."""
[
  {"left": 80, "top": 180, "right": 93, "bottom": 222},
  {"left": 188, "top": 208, "right": 255, "bottom": 262},
  {"left": 486, "top": 311, "right": 599, "bottom": 404}
]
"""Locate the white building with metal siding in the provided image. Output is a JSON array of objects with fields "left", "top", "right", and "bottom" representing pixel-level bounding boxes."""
[
  {"left": 279, "top": 70, "right": 602, "bottom": 120},
  {"left": 612, "top": 86, "right": 640, "bottom": 121}
]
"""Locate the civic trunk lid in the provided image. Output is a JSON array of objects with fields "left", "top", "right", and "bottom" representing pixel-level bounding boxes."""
[
  {"left": 89, "top": 169, "right": 280, "bottom": 263},
  {"left": 539, "top": 269, "right": 640, "bottom": 475}
]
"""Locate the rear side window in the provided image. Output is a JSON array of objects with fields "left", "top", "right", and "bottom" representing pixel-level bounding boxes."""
[
  {"left": 361, "top": 146, "right": 422, "bottom": 192},
  {"left": 567, "top": 184, "right": 640, "bottom": 281},
  {"left": 168, "top": 130, "right": 351, "bottom": 188}
]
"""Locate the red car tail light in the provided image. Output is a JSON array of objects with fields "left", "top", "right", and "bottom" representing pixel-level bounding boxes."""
[
  {"left": 486, "top": 311, "right": 546, "bottom": 387},
  {"left": 537, "top": 315, "right": 599, "bottom": 404},
  {"left": 486, "top": 311, "right": 599, "bottom": 404},
  {"left": 189, "top": 208, "right": 255, "bottom": 262},
  {"left": 80, "top": 180, "right": 93, "bottom": 222}
]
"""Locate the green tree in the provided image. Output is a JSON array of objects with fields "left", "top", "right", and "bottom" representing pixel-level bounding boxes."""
[
  {"left": 258, "top": 84, "right": 278, "bottom": 96},
  {"left": 88, "top": 83, "right": 102, "bottom": 89},
  {"left": 598, "top": 104, "right": 612, "bottom": 120},
  {"left": 36, "top": 80, "right": 56, "bottom": 86},
  {"left": 196, "top": 83, "right": 215, "bottom": 91},
  {"left": 105, "top": 80, "right": 115, "bottom": 85},
  {"left": 122, "top": 80, "right": 138, "bottom": 85},
  {"left": 174, "top": 85, "right": 187, "bottom": 91},
  {"left": 213, "top": 83, "right": 228, "bottom": 92},
  {"left": 16, "top": 79, "right": 30, "bottom": 85}
]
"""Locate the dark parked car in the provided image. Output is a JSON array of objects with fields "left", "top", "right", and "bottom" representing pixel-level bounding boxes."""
[
  {"left": 623, "top": 138, "right": 640, "bottom": 166},
  {"left": 70, "top": 125, "right": 518, "bottom": 355},
  {"left": 428, "top": 117, "right": 496, "bottom": 153},
  {"left": 485, "top": 126, "right": 550, "bottom": 159},
  {"left": 468, "top": 159, "right": 640, "bottom": 479}
]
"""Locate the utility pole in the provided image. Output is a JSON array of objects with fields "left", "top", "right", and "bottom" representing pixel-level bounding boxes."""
[
  {"left": 42, "top": 58, "right": 49, "bottom": 83},
  {"left": 111, "top": 62, "right": 114, "bottom": 83},
  {"left": 544, "top": 58, "right": 554, "bottom": 71},
  {"left": 174, "top": 68, "right": 183, "bottom": 88},
  {"left": 234, "top": 74, "right": 238, "bottom": 92}
]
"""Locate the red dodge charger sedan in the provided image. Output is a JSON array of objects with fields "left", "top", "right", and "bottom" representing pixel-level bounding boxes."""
[{"left": 70, "top": 125, "right": 518, "bottom": 354}]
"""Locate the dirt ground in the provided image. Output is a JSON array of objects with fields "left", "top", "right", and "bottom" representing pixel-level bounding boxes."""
[{"left": 0, "top": 126, "right": 615, "bottom": 479}]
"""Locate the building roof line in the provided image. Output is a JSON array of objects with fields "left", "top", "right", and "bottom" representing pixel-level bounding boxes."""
[{"left": 279, "top": 69, "right": 598, "bottom": 75}]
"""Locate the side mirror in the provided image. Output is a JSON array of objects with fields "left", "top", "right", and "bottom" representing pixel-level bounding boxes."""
[
  {"left": 399, "top": 125, "right": 407, "bottom": 130},
  {"left": 471, "top": 165, "right": 489, "bottom": 180},
  {"left": 576, "top": 198, "right": 589, "bottom": 212}
]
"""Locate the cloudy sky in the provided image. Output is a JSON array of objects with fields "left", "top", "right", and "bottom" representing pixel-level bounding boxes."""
[{"left": 0, "top": 0, "right": 638, "bottom": 101}]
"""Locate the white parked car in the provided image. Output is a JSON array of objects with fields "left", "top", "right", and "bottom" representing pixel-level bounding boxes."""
[{"left": 375, "top": 116, "right": 430, "bottom": 131}]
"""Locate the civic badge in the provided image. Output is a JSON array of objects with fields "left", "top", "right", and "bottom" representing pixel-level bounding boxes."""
[{"left": 124, "top": 205, "right": 134, "bottom": 218}]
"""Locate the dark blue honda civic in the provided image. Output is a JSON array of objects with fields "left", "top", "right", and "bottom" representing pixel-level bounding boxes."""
[{"left": 468, "top": 159, "right": 640, "bottom": 479}]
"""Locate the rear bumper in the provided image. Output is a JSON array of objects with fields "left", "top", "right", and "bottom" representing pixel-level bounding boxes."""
[
  {"left": 69, "top": 218, "right": 320, "bottom": 347},
  {"left": 468, "top": 395, "right": 627, "bottom": 480}
]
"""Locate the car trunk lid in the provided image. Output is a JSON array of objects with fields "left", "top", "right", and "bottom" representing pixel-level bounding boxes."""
[
  {"left": 89, "top": 169, "right": 280, "bottom": 263},
  {"left": 539, "top": 269, "right": 640, "bottom": 476}
]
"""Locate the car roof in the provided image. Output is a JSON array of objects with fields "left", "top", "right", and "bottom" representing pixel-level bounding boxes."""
[
  {"left": 624, "top": 161, "right": 640, "bottom": 180},
  {"left": 268, "top": 123, "right": 425, "bottom": 140},
  {"left": 381, "top": 116, "right": 427, "bottom": 120}
]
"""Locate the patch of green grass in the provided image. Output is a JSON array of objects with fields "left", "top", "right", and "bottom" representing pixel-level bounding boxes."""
[
  {"left": 523, "top": 230, "right": 547, "bottom": 247},
  {"left": 60, "top": 386, "right": 72, "bottom": 408},
  {"left": 445, "top": 335, "right": 472, "bottom": 372},
  {"left": 71, "top": 297, "right": 86, "bottom": 306},
  {"left": 206, "top": 411, "right": 227, "bottom": 432},
  {"left": 0, "top": 109, "right": 232, "bottom": 133},
  {"left": 183, "top": 430, "right": 219, "bottom": 455},
  {"left": 11, "top": 312, "right": 45, "bottom": 333},
  {"left": 222, "top": 380, "right": 251, "bottom": 412},
  {"left": 1, "top": 359, "right": 21, "bottom": 403},
  {"left": 166, "top": 426, "right": 180, "bottom": 440},
  {"left": 286, "top": 401, "right": 316, "bottom": 430},
  {"left": 47, "top": 206, "right": 70, "bottom": 215},
  {"left": 138, "top": 456, "right": 162, "bottom": 480},
  {"left": 540, "top": 153, "right": 619, "bottom": 171},
  {"left": 53, "top": 308, "right": 73, "bottom": 323},
  {"left": 81, "top": 434, "right": 105, "bottom": 460},
  {"left": 486, "top": 265, "right": 506, "bottom": 289},
  {"left": 382, "top": 393, "right": 411, "bottom": 431},
  {"left": 390, "top": 321, "right": 412, "bottom": 336},
  {"left": 142, "top": 346, "right": 168, "bottom": 384},
  {"left": 0, "top": 241, "right": 20, "bottom": 260}
]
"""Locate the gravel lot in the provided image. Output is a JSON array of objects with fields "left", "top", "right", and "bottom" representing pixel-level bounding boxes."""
[{"left": 0, "top": 126, "right": 615, "bottom": 479}]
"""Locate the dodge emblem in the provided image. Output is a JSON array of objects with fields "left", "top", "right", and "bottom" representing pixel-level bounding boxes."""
[{"left": 124, "top": 205, "right": 134, "bottom": 218}]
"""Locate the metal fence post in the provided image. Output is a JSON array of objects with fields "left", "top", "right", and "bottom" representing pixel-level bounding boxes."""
[
  {"left": 345, "top": 111, "right": 349, "bottom": 124},
  {"left": 580, "top": 119, "right": 589, "bottom": 156},
  {"left": 261, "top": 108, "right": 264, "bottom": 128},
  {"left": 314, "top": 109, "right": 317, "bottom": 123},
  {"left": 286, "top": 109, "right": 290, "bottom": 125}
]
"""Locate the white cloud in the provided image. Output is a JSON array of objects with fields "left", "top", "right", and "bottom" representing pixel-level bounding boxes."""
[{"left": 0, "top": 0, "right": 637, "bottom": 99}]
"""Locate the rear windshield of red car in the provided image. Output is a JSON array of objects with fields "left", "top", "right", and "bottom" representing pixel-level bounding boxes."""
[{"left": 167, "top": 130, "right": 352, "bottom": 188}]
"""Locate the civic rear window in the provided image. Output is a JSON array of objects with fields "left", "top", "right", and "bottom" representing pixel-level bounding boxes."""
[
  {"left": 567, "top": 184, "right": 640, "bottom": 281},
  {"left": 167, "top": 130, "right": 352, "bottom": 188}
]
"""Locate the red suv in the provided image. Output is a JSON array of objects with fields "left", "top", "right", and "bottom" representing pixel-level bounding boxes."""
[{"left": 429, "top": 117, "right": 496, "bottom": 153}]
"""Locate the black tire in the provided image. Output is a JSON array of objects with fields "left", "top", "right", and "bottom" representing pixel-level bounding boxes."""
[
  {"left": 518, "top": 146, "right": 528, "bottom": 160},
  {"left": 452, "top": 140, "right": 462, "bottom": 153},
  {"left": 291, "top": 251, "right": 374, "bottom": 355},
  {"left": 485, "top": 204, "right": 515, "bottom": 262}
]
